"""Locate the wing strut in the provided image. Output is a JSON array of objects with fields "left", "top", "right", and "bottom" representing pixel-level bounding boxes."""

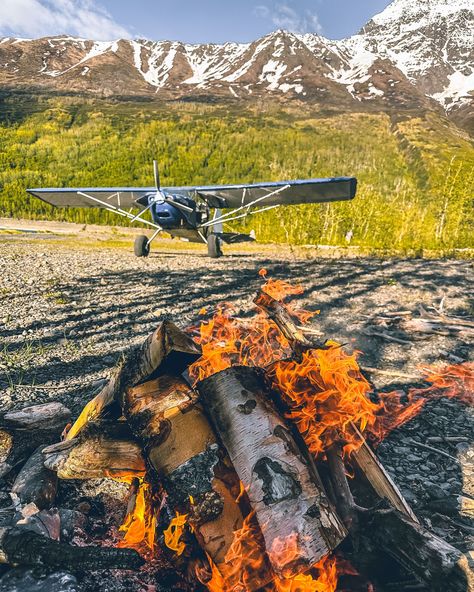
[
  {"left": 199, "top": 184, "right": 289, "bottom": 229},
  {"left": 77, "top": 191, "right": 162, "bottom": 230}
]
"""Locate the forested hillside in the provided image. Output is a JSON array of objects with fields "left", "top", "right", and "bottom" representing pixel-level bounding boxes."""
[{"left": 1, "top": 95, "right": 473, "bottom": 252}]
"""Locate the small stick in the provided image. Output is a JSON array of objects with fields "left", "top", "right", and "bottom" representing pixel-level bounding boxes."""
[
  {"left": 326, "top": 443, "right": 365, "bottom": 529},
  {"left": 362, "top": 367, "right": 420, "bottom": 380},
  {"left": 363, "top": 329, "right": 413, "bottom": 345},
  {"left": 409, "top": 440, "right": 458, "bottom": 462},
  {"left": 427, "top": 436, "right": 468, "bottom": 444}
]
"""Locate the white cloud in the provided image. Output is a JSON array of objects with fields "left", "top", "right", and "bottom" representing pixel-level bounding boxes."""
[
  {"left": 253, "top": 2, "right": 323, "bottom": 35},
  {"left": 0, "top": 0, "right": 132, "bottom": 40}
]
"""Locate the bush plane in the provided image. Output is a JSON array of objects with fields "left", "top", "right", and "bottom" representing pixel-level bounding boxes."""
[{"left": 27, "top": 163, "right": 356, "bottom": 258}]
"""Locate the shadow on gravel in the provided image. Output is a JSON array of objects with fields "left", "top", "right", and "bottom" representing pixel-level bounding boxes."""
[{"left": 1, "top": 257, "right": 471, "bottom": 387}]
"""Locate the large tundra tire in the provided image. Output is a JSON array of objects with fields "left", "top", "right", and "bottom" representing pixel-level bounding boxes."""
[
  {"left": 207, "top": 234, "right": 223, "bottom": 258},
  {"left": 134, "top": 235, "right": 150, "bottom": 258}
]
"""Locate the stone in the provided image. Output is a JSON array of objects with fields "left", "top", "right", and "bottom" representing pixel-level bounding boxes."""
[{"left": 0, "top": 569, "right": 79, "bottom": 592}]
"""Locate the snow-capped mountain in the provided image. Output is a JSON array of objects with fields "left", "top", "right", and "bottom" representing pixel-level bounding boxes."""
[{"left": 0, "top": 0, "right": 472, "bottom": 123}]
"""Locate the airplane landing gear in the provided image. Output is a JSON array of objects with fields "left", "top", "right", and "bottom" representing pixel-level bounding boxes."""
[
  {"left": 207, "top": 233, "right": 223, "bottom": 258},
  {"left": 134, "top": 235, "right": 150, "bottom": 257}
]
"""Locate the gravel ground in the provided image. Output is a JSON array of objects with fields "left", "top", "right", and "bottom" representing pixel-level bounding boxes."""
[{"left": 0, "top": 233, "right": 472, "bottom": 591}]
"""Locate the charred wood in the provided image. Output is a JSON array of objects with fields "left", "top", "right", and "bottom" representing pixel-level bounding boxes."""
[
  {"left": 356, "top": 507, "right": 474, "bottom": 592},
  {"left": 255, "top": 288, "right": 416, "bottom": 521},
  {"left": 0, "top": 403, "right": 71, "bottom": 477},
  {"left": 124, "top": 376, "right": 247, "bottom": 575},
  {"left": 42, "top": 421, "right": 145, "bottom": 480},
  {"left": 0, "top": 527, "right": 144, "bottom": 571},
  {"left": 11, "top": 447, "right": 57, "bottom": 511}
]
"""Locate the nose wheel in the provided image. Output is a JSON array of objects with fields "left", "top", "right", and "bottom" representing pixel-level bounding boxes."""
[
  {"left": 134, "top": 235, "right": 150, "bottom": 257},
  {"left": 207, "top": 234, "right": 223, "bottom": 258}
]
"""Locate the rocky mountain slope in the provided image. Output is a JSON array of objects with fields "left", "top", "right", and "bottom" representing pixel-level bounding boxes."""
[{"left": 0, "top": 0, "right": 472, "bottom": 127}]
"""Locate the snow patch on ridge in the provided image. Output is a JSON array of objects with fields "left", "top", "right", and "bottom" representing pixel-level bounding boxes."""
[
  {"left": 326, "top": 36, "right": 376, "bottom": 98},
  {"left": 42, "top": 40, "right": 118, "bottom": 77},
  {"left": 431, "top": 70, "right": 474, "bottom": 109}
]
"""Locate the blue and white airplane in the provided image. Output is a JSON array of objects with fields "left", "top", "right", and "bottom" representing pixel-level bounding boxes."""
[{"left": 28, "top": 162, "right": 356, "bottom": 258}]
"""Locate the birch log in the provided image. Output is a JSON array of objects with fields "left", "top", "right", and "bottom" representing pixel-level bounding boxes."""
[
  {"left": 66, "top": 320, "right": 201, "bottom": 440},
  {"left": 124, "top": 376, "right": 251, "bottom": 579},
  {"left": 197, "top": 365, "right": 346, "bottom": 577}
]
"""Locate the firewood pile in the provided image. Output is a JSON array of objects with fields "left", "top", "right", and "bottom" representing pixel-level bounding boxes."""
[{"left": 0, "top": 273, "right": 472, "bottom": 592}]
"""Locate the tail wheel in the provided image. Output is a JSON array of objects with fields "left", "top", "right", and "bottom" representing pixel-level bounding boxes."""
[
  {"left": 134, "top": 235, "right": 150, "bottom": 257},
  {"left": 207, "top": 234, "right": 223, "bottom": 258}
]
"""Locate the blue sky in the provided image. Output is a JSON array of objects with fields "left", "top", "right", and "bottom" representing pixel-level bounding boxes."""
[{"left": 0, "top": 0, "right": 392, "bottom": 42}]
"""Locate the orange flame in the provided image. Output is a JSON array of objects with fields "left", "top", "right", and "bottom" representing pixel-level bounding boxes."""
[
  {"left": 191, "top": 270, "right": 473, "bottom": 460},
  {"left": 369, "top": 361, "right": 474, "bottom": 444},
  {"left": 163, "top": 511, "right": 188, "bottom": 556},
  {"left": 189, "top": 270, "right": 315, "bottom": 383},
  {"left": 117, "top": 480, "right": 157, "bottom": 554},
  {"left": 201, "top": 512, "right": 338, "bottom": 592},
  {"left": 268, "top": 344, "right": 377, "bottom": 457},
  {"left": 120, "top": 270, "right": 472, "bottom": 591}
]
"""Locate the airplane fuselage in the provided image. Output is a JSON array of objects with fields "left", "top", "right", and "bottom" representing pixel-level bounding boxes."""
[{"left": 147, "top": 192, "right": 201, "bottom": 230}]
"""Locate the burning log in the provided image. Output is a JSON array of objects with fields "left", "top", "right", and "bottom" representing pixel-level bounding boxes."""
[
  {"left": 123, "top": 375, "right": 248, "bottom": 572},
  {"left": 197, "top": 365, "right": 347, "bottom": 577},
  {"left": 0, "top": 526, "right": 144, "bottom": 571},
  {"left": 66, "top": 320, "right": 201, "bottom": 440},
  {"left": 11, "top": 446, "right": 57, "bottom": 510},
  {"left": 252, "top": 288, "right": 316, "bottom": 356},
  {"left": 0, "top": 403, "right": 71, "bottom": 477},
  {"left": 42, "top": 421, "right": 145, "bottom": 480},
  {"left": 254, "top": 287, "right": 416, "bottom": 521}
]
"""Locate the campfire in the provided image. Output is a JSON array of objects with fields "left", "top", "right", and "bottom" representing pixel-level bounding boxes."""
[{"left": 0, "top": 271, "right": 472, "bottom": 592}]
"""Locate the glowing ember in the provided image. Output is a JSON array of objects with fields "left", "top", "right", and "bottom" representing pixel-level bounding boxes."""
[
  {"left": 117, "top": 480, "right": 157, "bottom": 554},
  {"left": 163, "top": 511, "right": 188, "bottom": 556}
]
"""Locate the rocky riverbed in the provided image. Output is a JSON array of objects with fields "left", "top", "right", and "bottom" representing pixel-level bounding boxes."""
[{"left": 0, "top": 233, "right": 472, "bottom": 591}]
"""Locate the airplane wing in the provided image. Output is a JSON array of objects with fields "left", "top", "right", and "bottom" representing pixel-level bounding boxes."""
[
  {"left": 26, "top": 188, "right": 150, "bottom": 208},
  {"left": 190, "top": 177, "right": 357, "bottom": 209},
  {"left": 27, "top": 177, "right": 356, "bottom": 210}
]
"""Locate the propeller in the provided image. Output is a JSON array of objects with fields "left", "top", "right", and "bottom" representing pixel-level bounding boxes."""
[
  {"left": 153, "top": 159, "right": 160, "bottom": 191},
  {"left": 152, "top": 159, "right": 194, "bottom": 214}
]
